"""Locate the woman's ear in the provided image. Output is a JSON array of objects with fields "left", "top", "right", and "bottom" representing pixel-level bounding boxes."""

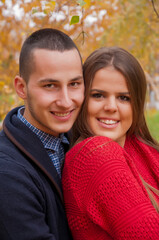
[{"left": 14, "top": 76, "right": 27, "bottom": 99}]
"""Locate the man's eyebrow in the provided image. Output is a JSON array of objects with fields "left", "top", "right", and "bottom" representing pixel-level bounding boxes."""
[
  {"left": 119, "top": 92, "right": 130, "bottom": 95},
  {"left": 38, "top": 79, "right": 59, "bottom": 83},
  {"left": 38, "top": 76, "right": 83, "bottom": 83},
  {"left": 70, "top": 76, "right": 84, "bottom": 81}
]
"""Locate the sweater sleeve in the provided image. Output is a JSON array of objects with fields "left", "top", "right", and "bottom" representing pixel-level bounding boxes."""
[{"left": 80, "top": 137, "right": 159, "bottom": 239}]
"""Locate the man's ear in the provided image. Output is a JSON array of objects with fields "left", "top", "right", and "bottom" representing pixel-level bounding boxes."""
[{"left": 14, "top": 76, "right": 27, "bottom": 99}]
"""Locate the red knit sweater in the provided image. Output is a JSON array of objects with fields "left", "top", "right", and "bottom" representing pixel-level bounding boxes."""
[{"left": 62, "top": 136, "right": 159, "bottom": 240}]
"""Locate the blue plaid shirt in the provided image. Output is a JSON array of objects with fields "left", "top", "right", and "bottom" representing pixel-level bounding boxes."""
[{"left": 17, "top": 107, "right": 69, "bottom": 178}]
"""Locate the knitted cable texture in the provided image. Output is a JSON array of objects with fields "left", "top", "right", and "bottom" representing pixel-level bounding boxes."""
[{"left": 62, "top": 136, "right": 159, "bottom": 240}]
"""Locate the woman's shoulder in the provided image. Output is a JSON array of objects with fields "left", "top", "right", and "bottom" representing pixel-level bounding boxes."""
[
  {"left": 66, "top": 136, "right": 124, "bottom": 161},
  {"left": 63, "top": 136, "right": 131, "bottom": 198},
  {"left": 125, "top": 135, "right": 159, "bottom": 154}
]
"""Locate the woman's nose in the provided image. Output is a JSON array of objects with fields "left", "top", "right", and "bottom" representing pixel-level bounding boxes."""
[{"left": 103, "top": 97, "right": 118, "bottom": 112}]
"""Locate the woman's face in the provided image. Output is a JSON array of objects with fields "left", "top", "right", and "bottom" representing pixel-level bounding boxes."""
[{"left": 87, "top": 66, "right": 133, "bottom": 147}]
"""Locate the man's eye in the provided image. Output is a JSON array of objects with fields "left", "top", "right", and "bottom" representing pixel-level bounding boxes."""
[
  {"left": 44, "top": 84, "right": 55, "bottom": 88},
  {"left": 119, "top": 96, "right": 130, "bottom": 101},
  {"left": 70, "top": 82, "right": 80, "bottom": 87}
]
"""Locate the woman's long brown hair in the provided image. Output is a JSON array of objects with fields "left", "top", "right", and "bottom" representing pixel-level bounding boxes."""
[{"left": 72, "top": 47, "right": 159, "bottom": 212}]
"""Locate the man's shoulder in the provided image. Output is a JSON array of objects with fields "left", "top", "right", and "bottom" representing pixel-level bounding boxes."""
[
  {"left": 0, "top": 129, "right": 28, "bottom": 166},
  {"left": 0, "top": 126, "right": 37, "bottom": 171},
  {"left": 0, "top": 129, "right": 12, "bottom": 150}
]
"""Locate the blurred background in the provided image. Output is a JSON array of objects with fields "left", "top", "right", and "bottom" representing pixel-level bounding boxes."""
[{"left": 0, "top": 0, "right": 159, "bottom": 140}]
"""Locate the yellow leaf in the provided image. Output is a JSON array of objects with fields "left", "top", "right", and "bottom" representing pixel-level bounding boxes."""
[
  {"left": 83, "top": 0, "right": 91, "bottom": 9},
  {"left": 0, "top": 81, "right": 4, "bottom": 90},
  {"left": 45, "top": 1, "right": 56, "bottom": 12}
]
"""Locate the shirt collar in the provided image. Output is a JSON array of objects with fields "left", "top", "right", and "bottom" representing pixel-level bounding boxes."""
[{"left": 17, "top": 107, "right": 69, "bottom": 151}]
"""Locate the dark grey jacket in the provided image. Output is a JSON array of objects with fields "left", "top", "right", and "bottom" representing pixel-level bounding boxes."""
[{"left": 0, "top": 107, "right": 72, "bottom": 240}]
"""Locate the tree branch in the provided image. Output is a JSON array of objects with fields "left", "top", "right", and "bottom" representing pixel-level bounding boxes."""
[{"left": 151, "top": 0, "right": 159, "bottom": 18}]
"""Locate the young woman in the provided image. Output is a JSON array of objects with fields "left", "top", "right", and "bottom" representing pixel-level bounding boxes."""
[{"left": 62, "top": 47, "right": 159, "bottom": 239}]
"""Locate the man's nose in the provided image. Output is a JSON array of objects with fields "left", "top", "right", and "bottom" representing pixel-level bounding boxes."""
[{"left": 56, "top": 88, "right": 72, "bottom": 108}]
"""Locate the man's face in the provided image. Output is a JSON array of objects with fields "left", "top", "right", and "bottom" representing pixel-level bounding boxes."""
[{"left": 22, "top": 49, "right": 84, "bottom": 136}]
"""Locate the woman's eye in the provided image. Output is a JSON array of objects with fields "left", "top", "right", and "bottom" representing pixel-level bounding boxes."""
[
  {"left": 119, "top": 95, "right": 130, "bottom": 101},
  {"left": 91, "top": 93, "right": 104, "bottom": 98}
]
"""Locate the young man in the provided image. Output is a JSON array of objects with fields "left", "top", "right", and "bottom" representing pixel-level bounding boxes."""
[{"left": 0, "top": 28, "right": 84, "bottom": 239}]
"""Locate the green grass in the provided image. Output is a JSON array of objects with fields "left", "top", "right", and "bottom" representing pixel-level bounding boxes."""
[{"left": 145, "top": 110, "right": 159, "bottom": 141}]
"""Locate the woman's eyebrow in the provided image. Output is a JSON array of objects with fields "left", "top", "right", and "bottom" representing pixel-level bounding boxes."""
[
  {"left": 90, "top": 89, "right": 130, "bottom": 95},
  {"left": 90, "top": 89, "right": 105, "bottom": 93}
]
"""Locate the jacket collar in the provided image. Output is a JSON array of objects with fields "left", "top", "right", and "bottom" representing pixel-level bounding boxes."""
[{"left": 3, "top": 106, "right": 66, "bottom": 204}]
